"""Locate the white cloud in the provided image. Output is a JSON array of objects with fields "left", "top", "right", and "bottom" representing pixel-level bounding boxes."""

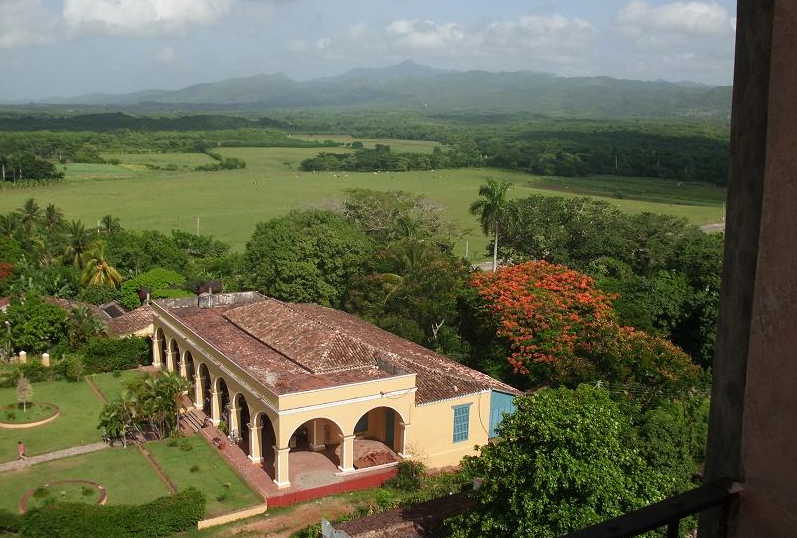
[
  {"left": 311, "top": 15, "right": 595, "bottom": 73},
  {"left": 0, "top": 0, "right": 58, "bottom": 49},
  {"left": 63, "top": 0, "right": 235, "bottom": 36},
  {"left": 617, "top": 1, "right": 735, "bottom": 38}
]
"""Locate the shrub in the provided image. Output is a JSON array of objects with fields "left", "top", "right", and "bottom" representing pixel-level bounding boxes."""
[
  {"left": 19, "top": 487, "right": 205, "bottom": 538},
  {"left": 189, "top": 465, "right": 200, "bottom": 473},
  {"left": 59, "top": 354, "right": 86, "bottom": 382},
  {"left": 32, "top": 487, "right": 49, "bottom": 499},
  {"left": 81, "top": 486, "right": 94, "bottom": 497},
  {"left": 0, "top": 509, "right": 21, "bottom": 533},
  {"left": 77, "top": 285, "right": 120, "bottom": 305},
  {"left": 385, "top": 460, "right": 426, "bottom": 492},
  {"left": 80, "top": 337, "right": 150, "bottom": 373},
  {"left": 119, "top": 268, "right": 187, "bottom": 310}
]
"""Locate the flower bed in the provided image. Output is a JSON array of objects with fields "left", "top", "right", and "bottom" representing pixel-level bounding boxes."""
[
  {"left": 0, "top": 402, "right": 59, "bottom": 429},
  {"left": 18, "top": 480, "right": 107, "bottom": 514}
]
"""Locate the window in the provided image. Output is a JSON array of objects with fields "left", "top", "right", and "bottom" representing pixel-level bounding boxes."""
[
  {"left": 453, "top": 404, "right": 471, "bottom": 443},
  {"left": 355, "top": 414, "right": 369, "bottom": 434}
]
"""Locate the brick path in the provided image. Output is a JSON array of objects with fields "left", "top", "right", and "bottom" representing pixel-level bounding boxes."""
[{"left": 0, "top": 442, "right": 108, "bottom": 473}]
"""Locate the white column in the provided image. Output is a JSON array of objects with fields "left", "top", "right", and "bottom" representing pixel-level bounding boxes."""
[
  {"left": 165, "top": 349, "right": 175, "bottom": 372},
  {"left": 179, "top": 356, "right": 188, "bottom": 378},
  {"left": 275, "top": 446, "right": 291, "bottom": 488},
  {"left": 249, "top": 423, "right": 263, "bottom": 463},
  {"left": 398, "top": 423, "right": 412, "bottom": 458},
  {"left": 229, "top": 405, "right": 241, "bottom": 438},
  {"left": 210, "top": 387, "right": 221, "bottom": 426},
  {"left": 193, "top": 373, "right": 203, "bottom": 410},
  {"left": 338, "top": 434, "right": 355, "bottom": 473},
  {"left": 152, "top": 336, "right": 162, "bottom": 369}
]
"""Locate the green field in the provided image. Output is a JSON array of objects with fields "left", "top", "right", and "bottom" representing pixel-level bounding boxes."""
[
  {"left": 0, "top": 447, "right": 170, "bottom": 512},
  {"left": 0, "top": 143, "right": 726, "bottom": 259},
  {"left": 0, "top": 378, "right": 104, "bottom": 463},
  {"left": 147, "top": 436, "right": 262, "bottom": 517},
  {"left": 88, "top": 370, "right": 147, "bottom": 402},
  {"left": 104, "top": 152, "right": 217, "bottom": 170}
]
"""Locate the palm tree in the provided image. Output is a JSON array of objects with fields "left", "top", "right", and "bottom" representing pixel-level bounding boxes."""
[
  {"left": 43, "top": 204, "right": 64, "bottom": 233},
  {"left": 63, "top": 220, "right": 92, "bottom": 268},
  {"left": 81, "top": 241, "right": 122, "bottom": 288},
  {"left": 0, "top": 213, "right": 22, "bottom": 240},
  {"left": 99, "top": 215, "right": 121, "bottom": 235},
  {"left": 469, "top": 179, "right": 512, "bottom": 272},
  {"left": 67, "top": 306, "right": 105, "bottom": 347},
  {"left": 18, "top": 198, "right": 41, "bottom": 237}
]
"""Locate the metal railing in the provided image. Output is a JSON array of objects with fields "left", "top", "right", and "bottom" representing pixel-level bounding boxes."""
[{"left": 563, "top": 479, "right": 742, "bottom": 538}]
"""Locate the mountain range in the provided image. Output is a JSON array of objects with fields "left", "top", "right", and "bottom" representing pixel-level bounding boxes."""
[{"left": 44, "top": 61, "right": 731, "bottom": 119}]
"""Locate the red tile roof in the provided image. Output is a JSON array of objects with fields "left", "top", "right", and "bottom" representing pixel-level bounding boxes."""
[
  {"left": 106, "top": 305, "right": 154, "bottom": 336},
  {"left": 163, "top": 295, "right": 520, "bottom": 404}
]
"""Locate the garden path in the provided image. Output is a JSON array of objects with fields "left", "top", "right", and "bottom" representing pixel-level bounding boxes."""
[{"left": 0, "top": 442, "right": 108, "bottom": 473}]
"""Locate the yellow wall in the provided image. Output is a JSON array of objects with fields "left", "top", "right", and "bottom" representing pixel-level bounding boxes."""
[{"left": 409, "top": 391, "right": 492, "bottom": 469}]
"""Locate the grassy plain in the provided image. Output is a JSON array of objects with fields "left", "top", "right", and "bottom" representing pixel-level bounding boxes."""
[
  {"left": 290, "top": 134, "right": 442, "bottom": 153},
  {"left": 0, "top": 144, "right": 725, "bottom": 259}
]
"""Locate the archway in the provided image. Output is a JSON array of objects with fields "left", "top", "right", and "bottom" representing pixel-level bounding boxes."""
[
  {"left": 351, "top": 407, "right": 405, "bottom": 452},
  {"left": 183, "top": 352, "right": 196, "bottom": 399},
  {"left": 214, "top": 377, "right": 231, "bottom": 428},
  {"left": 154, "top": 328, "right": 166, "bottom": 368},
  {"left": 288, "top": 418, "right": 344, "bottom": 467},
  {"left": 198, "top": 363, "right": 211, "bottom": 412},
  {"left": 233, "top": 393, "right": 251, "bottom": 452},
  {"left": 168, "top": 339, "right": 180, "bottom": 373},
  {"left": 255, "top": 412, "right": 277, "bottom": 479}
]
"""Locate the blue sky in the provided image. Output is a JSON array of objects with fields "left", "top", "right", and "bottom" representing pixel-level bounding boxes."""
[{"left": 0, "top": 0, "right": 737, "bottom": 101}]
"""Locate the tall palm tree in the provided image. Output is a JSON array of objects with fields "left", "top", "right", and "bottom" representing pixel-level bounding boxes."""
[
  {"left": 63, "top": 220, "right": 92, "bottom": 268},
  {"left": 43, "top": 204, "right": 65, "bottom": 233},
  {"left": 81, "top": 241, "right": 122, "bottom": 288},
  {"left": 470, "top": 179, "right": 512, "bottom": 272},
  {"left": 18, "top": 198, "right": 41, "bottom": 236}
]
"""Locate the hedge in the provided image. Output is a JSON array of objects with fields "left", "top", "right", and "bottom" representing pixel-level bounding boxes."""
[
  {"left": 0, "top": 509, "right": 21, "bottom": 534},
  {"left": 19, "top": 488, "right": 205, "bottom": 538},
  {"left": 80, "top": 337, "right": 150, "bottom": 373},
  {"left": 119, "top": 268, "right": 187, "bottom": 309}
]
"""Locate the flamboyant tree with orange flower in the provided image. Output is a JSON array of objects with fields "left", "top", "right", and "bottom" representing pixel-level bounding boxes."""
[{"left": 469, "top": 261, "right": 700, "bottom": 396}]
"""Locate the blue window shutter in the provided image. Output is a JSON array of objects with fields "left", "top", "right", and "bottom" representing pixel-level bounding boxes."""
[
  {"left": 489, "top": 391, "right": 517, "bottom": 438},
  {"left": 452, "top": 404, "right": 471, "bottom": 443}
]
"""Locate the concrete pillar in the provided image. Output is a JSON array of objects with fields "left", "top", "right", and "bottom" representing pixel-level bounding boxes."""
[
  {"left": 339, "top": 434, "right": 355, "bottom": 473},
  {"left": 249, "top": 423, "right": 263, "bottom": 463},
  {"left": 165, "top": 349, "right": 175, "bottom": 372},
  {"left": 19, "top": 351, "right": 26, "bottom": 364},
  {"left": 41, "top": 353, "right": 50, "bottom": 367},
  {"left": 229, "top": 405, "right": 241, "bottom": 439},
  {"left": 308, "top": 419, "right": 326, "bottom": 452},
  {"left": 179, "top": 355, "right": 188, "bottom": 378},
  {"left": 210, "top": 388, "right": 221, "bottom": 426},
  {"left": 275, "top": 446, "right": 291, "bottom": 488},
  {"left": 152, "top": 336, "right": 162, "bottom": 369},
  {"left": 398, "top": 422, "right": 412, "bottom": 458},
  {"left": 193, "top": 373, "right": 204, "bottom": 410}
]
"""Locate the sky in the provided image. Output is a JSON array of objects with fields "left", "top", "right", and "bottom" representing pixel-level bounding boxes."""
[{"left": 0, "top": 0, "right": 738, "bottom": 101}]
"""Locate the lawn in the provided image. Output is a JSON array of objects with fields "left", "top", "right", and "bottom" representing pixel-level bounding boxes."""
[
  {"left": 0, "top": 143, "right": 726, "bottom": 260},
  {"left": 0, "top": 447, "right": 170, "bottom": 513},
  {"left": 147, "top": 436, "right": 262, "bottom": 517},
  {"left": 88, "top": 370, "right": 148, "bottom": 402},
  {"left": 104, "top": 152, "right": 217, "bottom": 170},
  {"left": 0, "top": 379, "right": 105, "bottom": 463}
]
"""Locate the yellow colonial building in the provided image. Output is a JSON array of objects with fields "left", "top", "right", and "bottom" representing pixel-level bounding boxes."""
[{"left": 151, "top": 292, "right": 519, "bottom": 489}]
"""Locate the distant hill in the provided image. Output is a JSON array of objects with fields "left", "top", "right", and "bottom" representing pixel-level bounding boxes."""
[{"left": 48, "top": 61, "right": 732, "bottom": 119}]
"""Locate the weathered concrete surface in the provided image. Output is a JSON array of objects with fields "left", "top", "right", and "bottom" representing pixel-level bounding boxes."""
[{"left": 701, "top": 1, "right": 797, "bottom": 536}]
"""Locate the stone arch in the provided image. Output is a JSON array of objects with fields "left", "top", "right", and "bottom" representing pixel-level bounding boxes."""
[
  {"left": 287, "top": 417, "right": 345, "bottom": 467},
  {"left": 350, "top": 406, "right": 406, "bottom": 453}
]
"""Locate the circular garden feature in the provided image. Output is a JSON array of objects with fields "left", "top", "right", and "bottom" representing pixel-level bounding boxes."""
[
  {"left": 19, "top": 480, "right": 108, "bottom": 513},
  {"left": 0, "top": 402, "right": 60, "bottom": 429}
]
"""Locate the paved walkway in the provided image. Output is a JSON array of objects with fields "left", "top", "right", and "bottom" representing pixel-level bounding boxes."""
[{"left": 0, "top": 442, "right": 108, "bottom": 473}]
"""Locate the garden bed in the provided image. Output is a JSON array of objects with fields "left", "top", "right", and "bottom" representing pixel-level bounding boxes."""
[
  {"left": 0, "top": 402, "right": 60, "bottom": 429},
  {"left": 19, "top": 479, "right": 107, "bottom": 513}
]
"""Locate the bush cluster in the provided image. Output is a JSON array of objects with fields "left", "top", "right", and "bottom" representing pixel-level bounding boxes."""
[
  {"left": 19, "top": 488, "right": 205, "bottom": 538},
  {"left": 80, "top": 337, "right": 150, "bottom": 374}
]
